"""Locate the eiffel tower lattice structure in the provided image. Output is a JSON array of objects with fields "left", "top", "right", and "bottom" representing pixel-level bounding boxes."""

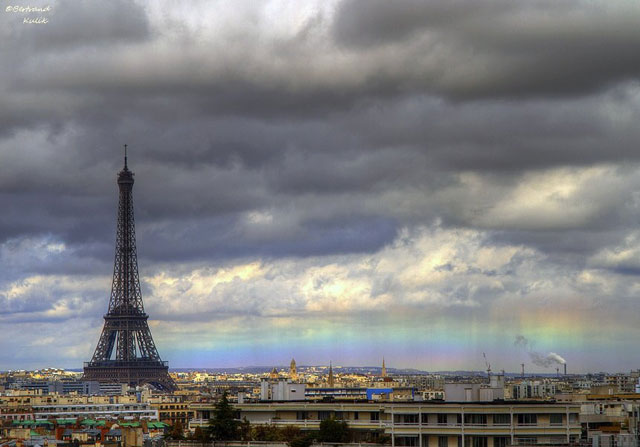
[{"left": 84, "top": 149, "right": 176, "bottom": 392}]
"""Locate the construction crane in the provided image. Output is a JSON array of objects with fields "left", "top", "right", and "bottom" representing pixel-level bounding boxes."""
[{"left": 483, "top": 352, "right": 492, "bottom": 378}]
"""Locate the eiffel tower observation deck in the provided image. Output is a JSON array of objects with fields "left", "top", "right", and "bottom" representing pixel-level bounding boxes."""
[{"left": 84, "top": 148, "right": 176, "bottom": 392}]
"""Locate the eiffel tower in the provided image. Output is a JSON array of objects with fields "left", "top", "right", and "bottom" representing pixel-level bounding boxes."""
[{"left": 84, "top": 148, "right": 176, "bottom": 392}]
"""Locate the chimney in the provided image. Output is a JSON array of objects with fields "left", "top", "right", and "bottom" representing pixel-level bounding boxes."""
[
  {"left": 521, "top": 363, "right": 524, "bottom": 378},
  {"left": 564, "top": 364, "right": 567, "bottom": 376}
]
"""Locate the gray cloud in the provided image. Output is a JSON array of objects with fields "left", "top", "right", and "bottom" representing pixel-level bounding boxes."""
[
  {"left": 333, "top": 0, "right": 640, "bottom": 100},
  {"left": 2, "top": 0, "right": 640, "bottom": 369}
]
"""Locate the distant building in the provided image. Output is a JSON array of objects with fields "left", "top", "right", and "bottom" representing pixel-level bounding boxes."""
[
  {"left": 605, "top": 372, "right": 640, "bottom": 393},
  {"left": 149, "top": 398, "right": 195, "bottom": 426},
  {"left": 260, "top": 379, "right": 305, "bottom": 401},
  {"left": 32, "top": 402, "right": 158, "bottom": 420},
  {"left": 9, "top": 380, "right": 125, "bottom": 396},
  {"left": 511, "top": 380, "right": 557, "bottom": 399},
  {"left": 444, "top": 374, "right": 505, "bottom": 402},
  {"left": 290, "top": 359, "right": 298, "bottom": 381},
  {"left": 303, "top": 386, "right": 416, "bottom": 402}
]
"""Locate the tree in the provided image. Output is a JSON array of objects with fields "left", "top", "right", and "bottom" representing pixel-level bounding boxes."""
[
  {"left": 192, "top": 426, "right": 209, "bottom": 443},
  {"left": 208, "top": 391, "right": 239, "bottom": 441},
  {"left": 318, "top": 417, "right": 350, "bottom": 443},
  {"left": 290, "top": 433, "right": 316, "bottom": 447},
  {"left": 167, "top": 420, "right": 185, "bottom": 440},
  {"left": 281, "top": 426, "right": 315, "bottom": 447},
  {"left": 239, "top": 418, "right": 252, "bottom": 441},
  {"left": 252, "top": 424, "right": 283, "bottom": 442},
  {"left": 280, "top": 426, "right": 302, "bottom": 443},
  {"left": 251, "top": 424, "right": 312, "bottom": 447}
]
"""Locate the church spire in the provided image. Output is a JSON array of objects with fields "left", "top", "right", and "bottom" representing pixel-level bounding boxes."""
[
  {"left": 382, "top": 357, "right": 387, "bottom": 378},
  {"left": 290, "top": 358, "right": 298, "bottom": 381},
  {"left": 328, "top": 361, "right": 335, "bottom": 387}
]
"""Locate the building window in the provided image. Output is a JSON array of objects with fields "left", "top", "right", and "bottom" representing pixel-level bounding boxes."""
[
  {"left": 439, "top": 436, "right": 449, "bottom": 447},
  {"left": 354, "top": 412, "right": 359, "bottom": 420},
  {"left": 494, "top": 437, "right": 509, "bottom": 447},
  {"left": 400, "top": 414, "right": 418, "bottom": 424},
  {"left": 549, "top": 414, "right": 563, "bottom": 426},
  {"left": 465, "top": 437, "right": 487, "bottom": 447},
  {"left": 569, "top": 413, "right": 579, "bottom": 424},
  {"left": 396, "top": 436, "right": 418, "bottom": 446},
  {"left": 296, "top": 411, "right": 309, "bottom": 420},
  {"left": 516, "top": 414, "right": 537, "bottom": 425},
  {"left": 437, "top": 414, "right": 448, "bottom": 425},
  {"left": 371, "top": 412, "right": 380, "bottom": 421},
  {"left": 318, "top": 411, "right": 331, "bottom": 421},
  {"left": 464, "top": 414, "right": 487, "bottom": 425},
  {"left": 493, "top": 414, "right": 510, "bottom": 425}
]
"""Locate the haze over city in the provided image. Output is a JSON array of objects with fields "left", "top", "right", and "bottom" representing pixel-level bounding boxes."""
[{"left": 3, "top": 0, "right": 640, "bottom": 373}]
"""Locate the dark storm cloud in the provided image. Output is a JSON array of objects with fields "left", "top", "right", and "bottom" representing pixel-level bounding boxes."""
[
  {"left": 138, "top": 212, "right": 398, "bottom": 262},
  {"left": 7, "top": 0, "right": 640, "bottom": 130},
  {"left": 2, "top": 0, "right": 640, "bottom": 280},
  {"left": 3, "top": 99, "right": 640, "bottom": 272},
  {"left": 2, "top": 0, "right": 150, "bottom": 50},
  {"left": 2, "top": 0, "right": 640, "bottom": 371},
  {"left": 333, "top": 0, "right": 640, "bottom": 100},
  {"left": 340, "top": 94, "right": 640, "bottom": 172},
  {"left": 333, "top": 0, "right": 491, "bottom": 47}
]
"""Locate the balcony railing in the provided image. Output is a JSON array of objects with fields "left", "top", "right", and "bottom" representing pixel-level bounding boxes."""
[{"left": 187, "top": 418, "right": 579, "bottom": 432}]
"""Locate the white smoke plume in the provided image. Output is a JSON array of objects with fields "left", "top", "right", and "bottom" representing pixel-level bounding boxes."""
[{"left": 514, "top": 335, "right": 566, "bottom": 368}]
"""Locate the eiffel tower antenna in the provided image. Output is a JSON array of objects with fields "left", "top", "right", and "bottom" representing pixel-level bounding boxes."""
[{"left": 84, "top": 149, "right": 175, "bottom": 391}]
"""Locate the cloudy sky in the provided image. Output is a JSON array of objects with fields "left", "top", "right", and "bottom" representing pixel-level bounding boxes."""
[{"left": 2, "top": 0, "right": 640, "bottom": 373}]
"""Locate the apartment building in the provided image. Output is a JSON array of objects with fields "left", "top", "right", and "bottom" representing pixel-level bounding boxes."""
[
  {"left": 150, "top": 401, "right": 194, "bottom": 426},
  {"left": 511, "top": 381, "right": 558, "bottom": 400},
  {"left": 31, "top": 402, "right": 158, "bottom": 420},
  {"left": 190, "top": 401, "right": 581, "bottom": 447}
]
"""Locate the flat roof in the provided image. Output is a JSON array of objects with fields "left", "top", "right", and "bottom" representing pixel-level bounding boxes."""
[{"left": 238, "top": 399, "right": 577, "bottom": 406}]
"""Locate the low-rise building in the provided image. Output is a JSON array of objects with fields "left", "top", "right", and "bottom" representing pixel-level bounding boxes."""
[
  {"left": 32, "top": 402, "right": 157, "bottom": 420},
  {"left": 190, "top": 400, "right": 581, "bottom": 447},
  {"left": 260, "top": 380, "right": 306, "bottom": 401}
]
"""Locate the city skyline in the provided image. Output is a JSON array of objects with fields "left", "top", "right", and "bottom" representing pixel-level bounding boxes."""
[{"left": 3, "top": 0, "right": 640, "bottom": 373}]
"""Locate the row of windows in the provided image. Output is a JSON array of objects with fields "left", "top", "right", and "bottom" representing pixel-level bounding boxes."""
[
  {"left": 292, "top": 411, "right": 567, "bottom": 425},
  {"left": 395, "top": 413, "right": 566, "bottom": 425},
  {"left": 296, "top": 411, "right": 380, "bottom": 421},
  {"left": 161, "top": 412, "right": 191, "bottom": 417},
  {"left": 397, "top": 436, "right": 574, "bottom": 447},
  {"left": 33, "top": 406, "right": 147, "bottom": 411}
]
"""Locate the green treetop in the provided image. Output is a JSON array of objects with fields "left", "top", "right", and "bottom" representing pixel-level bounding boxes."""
[{"left": 208, "top": 391, "right": 239, "bottom": 441}]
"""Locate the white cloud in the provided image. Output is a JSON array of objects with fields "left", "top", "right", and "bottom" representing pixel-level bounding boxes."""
[{"left": 142, "top": 225, "right": 542, "bottom": 321}]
